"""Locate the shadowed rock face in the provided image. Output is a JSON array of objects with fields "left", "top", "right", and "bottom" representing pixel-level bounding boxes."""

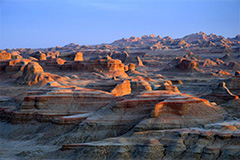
[
  {"left": 125, "top": 56, "right": 144, "bottom": 66},
  {"left": 176, "top": 59, "right": 199, "bottom": 71},
  {"left": 59, "top": 52, "right": 83, "bottom": 61},
  {"left": 111, "top": 51, "right": 129, "bottom": 62},
  {"left": 202, "top": 82, "right": 238, "bottom": 105},
  {"left": 29, "top": 51, "right": 47, "bottom": 60},
  {"left": 0, "top": 32, "right": 240, "bottom": 159}
]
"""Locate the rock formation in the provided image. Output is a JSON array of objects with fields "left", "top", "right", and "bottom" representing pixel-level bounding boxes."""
[
  {"left": 0, "top": 51, "right": 12, "bottom": 60},
  {"left": 29, "top": 51, "right": 47, "bottom": 61},
  {"left": 202, "top": 82, "right": 238, "bottom": 104},
  {"left": 0, "top": 32, "right": 240, "bottom": 159}
]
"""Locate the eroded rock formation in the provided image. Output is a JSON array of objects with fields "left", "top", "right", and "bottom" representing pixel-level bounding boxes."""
[{"left": 0, "top": 32, "right": 240, "bottom": 159}]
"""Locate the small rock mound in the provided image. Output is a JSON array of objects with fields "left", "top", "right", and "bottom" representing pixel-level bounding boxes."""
[
  {"left": 18, "top": 62, "right": 66, "bottom": 86},
  {"left": 128, "top": 63, "right": 136, "bottom": 71},
  {"left": 130, "top": 80, "right": 152, "bottom": 92},
  {"left": 29, "top": 51, "right": 47, "bottom": 60},
  {"left": 111, "top": 80, "right": 131, "bottom": 96},
  {"left": 176, "top": 58, "right": 199, "bottom": 71},
  {"left": 220, "top": 53, "right": 232, "bottom": 61},
  {"left": 11, "top": 51, "right": 23, "bottom": 59},
  {"left": 0, "top": 51, "right": 12, "bottom": 60},
  {"left": 203, "top": 59, "right": 217, "bottom": 67},
  {"left": 22, "top": 62, "right": 44, "bottom": 75}
]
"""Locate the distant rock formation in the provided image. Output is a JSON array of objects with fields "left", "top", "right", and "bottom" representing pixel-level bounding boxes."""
[
  {"left": 172, "top": 58, "right": 199, "bottom": 71},
  {"left": 203, "top": 58, "right": 217, "bottom": 67},
  {"left": 29, "top": 51, "right": 47, "bottom": 61},
  {"left": 0, "top": 51, "right": 12, "bottom": 60},
  {"left": 111, "top": 51, "right": 129, "bottom": 62},
  {"left": 60, "top": 52, "right": 83, "bottom": 61},
  {"left": 125, "top": 56, "right": 144, "bottom": 66}
]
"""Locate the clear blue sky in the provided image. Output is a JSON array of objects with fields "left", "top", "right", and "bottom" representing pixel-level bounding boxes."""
[{"left": 0, "top": 0, "right": 239, "bottom": 49}]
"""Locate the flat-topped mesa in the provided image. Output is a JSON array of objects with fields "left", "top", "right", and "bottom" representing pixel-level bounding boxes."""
[
  {"left": 62, "top": 59, "right": 128, "bottom": 78},
  {"left": 68, "top": 91, "right": 223, "bottom": 140},
  {"left": 0, "top": 87, "right": 116, "bottom": 123},
  {"left": 135, "top": 94, "right": 224, "bottom": 131}
]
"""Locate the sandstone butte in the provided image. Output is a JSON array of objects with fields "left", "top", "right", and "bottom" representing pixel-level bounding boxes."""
[{"left": 0, "top": 32, "right": 240, "bottom": 160}]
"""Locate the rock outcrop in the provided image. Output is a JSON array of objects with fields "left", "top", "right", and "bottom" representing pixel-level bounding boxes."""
[
  {"left": 59, "top": 52, "right": 84, "bottom": 61},
  {"left": 86, "top": 80, "right": 131, "bottom": 96},
  {"left": 0, "top": 51, "right": 12, "bottom": 60},
  {"left": 5, "top": 59, "right": 31, "bottom": 72},
  {"left": 17, "top": 62, "right": 68, "bottom": 86},
  {"left": 62, "top": 59, "right": 128, "bottom": 78},
  {"left": 203, "top": 59, "right": 217, "bottom": 67},
  {"left": 176, "top": 59, "right": 199, "bottom": 71},
  {"left": 1, "top": 32, "right": 240, "bottom": 160},
  {"left": 29, "top": 51, "right": 47, "bottom": 61},
  {"left": 202, "top": 82, "right": 239, "bottom": 104},
  {"left": 111, "top": 51, "right": 129, "bottom": 62},
  {"left": 125, "top": 56, "right": 144, "bottom": 66}
]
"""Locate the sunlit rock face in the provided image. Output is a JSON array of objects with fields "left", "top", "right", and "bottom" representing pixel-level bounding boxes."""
[{"left": 0, "top": 51, "right": 12, "bottom": 60}]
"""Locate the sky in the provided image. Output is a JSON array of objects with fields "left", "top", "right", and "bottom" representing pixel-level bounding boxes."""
[{"left": 0, "top": 0, "right": 239, "bottom": 49}]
